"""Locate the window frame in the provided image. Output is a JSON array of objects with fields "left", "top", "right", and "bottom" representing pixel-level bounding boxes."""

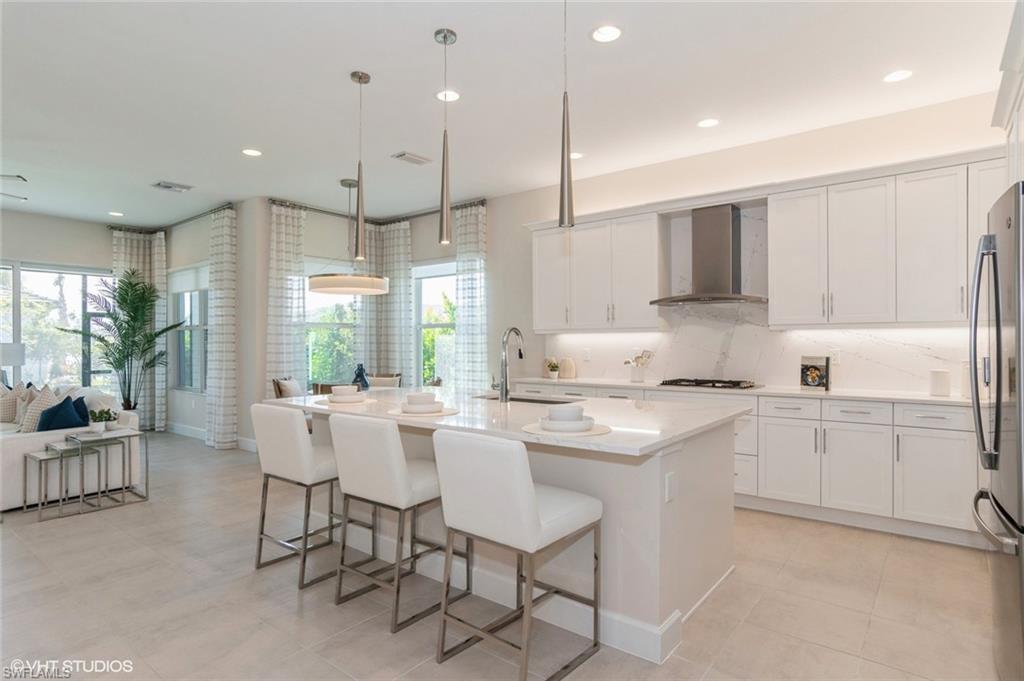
[
  {"left": 413, "top": 261, "right": 457, "bottom": 388},
  {"left": 304, "top": 259, "right": 358, "bottom": 389},
  {"left": 170, "top": 289, "right": 208, "bottom": 393}
]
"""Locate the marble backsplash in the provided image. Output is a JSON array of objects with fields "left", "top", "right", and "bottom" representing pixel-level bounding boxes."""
[{"left": 542, "top": 303, "right": 971, "bottom": 395}]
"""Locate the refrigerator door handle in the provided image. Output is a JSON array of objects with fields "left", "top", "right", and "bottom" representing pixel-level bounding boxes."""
[
  {"left": 973, "top": 489, "right": 1020, "bottom": 556},
  {"left": 969, "top": 234, "right": 1000, "bottom": 470}
]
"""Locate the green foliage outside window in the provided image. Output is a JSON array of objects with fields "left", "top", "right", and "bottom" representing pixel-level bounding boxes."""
[
  {"left": 307, "top": 299, "right": 357, "bottom": 385},
  {"left": 421, "top": 292, "right": 456, "bottom": 386}
]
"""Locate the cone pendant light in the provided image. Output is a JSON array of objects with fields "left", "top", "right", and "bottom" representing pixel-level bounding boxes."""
[
  {"left": 558, "top": 0, "right": 575, "bottom": 228},
  {"left": 351, "top": 70, "right": 370, "bottom": 261},
  {"left": 435, "top": 28, "right": 456, "bottom": 246}
]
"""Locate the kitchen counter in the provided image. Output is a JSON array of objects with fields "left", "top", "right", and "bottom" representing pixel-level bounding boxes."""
[
  {"left": 267, "top": 388, "right": 749, "bottom": 457},
  {"left": 265, "top": 386, "right": 743, "bottom": 664},
  {"left": 511, "top": 376, "right": 974, "bottom": 406}
]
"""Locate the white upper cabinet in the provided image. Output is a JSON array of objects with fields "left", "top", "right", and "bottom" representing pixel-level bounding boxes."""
[
  {"left": 610, "top": 214, "right": 664, "bottom": 329},
  {"left": 896, "top": 166, "right": 968, "bottom": 322},
  {"left": 570, "top": 222, "right": 613, "bottom": 329},
  {"left": 532, "top": 228, "right": 571, "bottom": 332},
  {"left": 767, "top": 188, "right": 828, "bottom": 325},
  {"left": 827, "top": 176, "right": 897, "bottom": 323},
  {"left": 968, "top": 159, "right": 1011, "bottom": 258}
]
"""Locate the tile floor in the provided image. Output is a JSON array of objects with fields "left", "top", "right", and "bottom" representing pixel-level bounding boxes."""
[{"left": 0, "top": 433, "right": 998, "bottom": 680}]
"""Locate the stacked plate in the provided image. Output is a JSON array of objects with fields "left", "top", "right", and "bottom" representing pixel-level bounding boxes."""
[
  {"left": 329, "top": 385, "right": 366, "bottom": 404},
  {"left": 539, "top": 404, "right": 594, "bottom": 432},
  {"left": 400, "top": 392, "right": 444, "bottom": 414}
]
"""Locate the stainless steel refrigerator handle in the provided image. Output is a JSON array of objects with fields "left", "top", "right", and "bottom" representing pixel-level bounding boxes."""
[
  {"left": 972, "top": 490, "right": 1020, "bottom": 556},
  {"left": 969, "top": 234, "right": 999, "bottom": 470}
]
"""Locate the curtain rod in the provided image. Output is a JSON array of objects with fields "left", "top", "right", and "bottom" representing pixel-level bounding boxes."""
[
  {"left": 163, "top": 202, "right": 235, "bottom": 229},
  {"left": 107, "top": 224, "right": 165, "bottom": 234},
  {"left": 269, "top": 196, "right": 487, "bottom": 225}
]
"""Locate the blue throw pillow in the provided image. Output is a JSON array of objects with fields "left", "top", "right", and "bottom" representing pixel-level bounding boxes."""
[
  {"left": 38, "top": 397, "right": 88, "bottom": 431},
  {"left": 72, "top": 396, "right": 89, "bottom": 424}
]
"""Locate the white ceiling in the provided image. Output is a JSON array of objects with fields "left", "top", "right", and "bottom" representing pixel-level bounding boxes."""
[{"left": 1, "top": 1, "right": 1014, "bottom": 227}]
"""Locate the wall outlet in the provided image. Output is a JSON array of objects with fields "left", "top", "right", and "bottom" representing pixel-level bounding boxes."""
[
  {"left": 664, "top": 472, "right": 676, "bottom": 503},
  {"left": 583, "top": 347, "right": 592, "bottom": 362},
  {"left": 830, "top": 348, "right": 841, "bottom": 365}
]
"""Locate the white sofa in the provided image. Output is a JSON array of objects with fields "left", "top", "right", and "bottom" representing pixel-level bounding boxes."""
[{"left": 1, "top": 410, "right": 142, "bottom": 512}]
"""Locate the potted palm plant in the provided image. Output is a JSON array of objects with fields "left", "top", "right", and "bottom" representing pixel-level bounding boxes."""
[{"left": 61, "top": 269, "right": 184, "bottom": 412}]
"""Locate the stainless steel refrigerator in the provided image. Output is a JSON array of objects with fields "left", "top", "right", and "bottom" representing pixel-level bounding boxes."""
[{"left": 970, "top": 180, "right": 1024, "bottom": 681}]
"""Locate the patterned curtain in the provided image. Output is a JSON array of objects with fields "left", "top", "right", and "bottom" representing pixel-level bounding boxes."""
[
  {"left": 352, "top": 221, "right": 414, "bottom": 385},
  {"left": 453, "top": 204, "right": 488, "bottom": 391},
  {"left": 265, "top": 204, "right": 307, "bottom": 397},
  {"left": 111, "top": 228, "right": 168, "bottom": 430},
  {"left": 206, "top": 207, "right": 238, "bottom": 449}
]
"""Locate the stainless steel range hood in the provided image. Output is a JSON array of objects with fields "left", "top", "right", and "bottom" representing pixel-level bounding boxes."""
[{"left": 650, "top": 203, "right": 767, "bottom": 306}]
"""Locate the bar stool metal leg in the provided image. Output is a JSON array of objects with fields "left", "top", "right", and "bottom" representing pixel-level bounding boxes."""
[
  {"left": 334, "top": 496, "right": 352, "bottom": 603},
  {"left": 297, "top": 485, "right": 313, "bottom": 590},
  {"left": 436, "top": 528, "right": 456, "bottom": 660},
  {"left": 390, "top": 509, "right": 407, "bottom": 632},
  {"left": 255, "top": 474, "right": 270, "bottom": 569}
]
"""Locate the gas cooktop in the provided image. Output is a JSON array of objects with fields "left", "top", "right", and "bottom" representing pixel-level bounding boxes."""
[{"left": 659, "top": 378, "right": 757, "bottom": 390}]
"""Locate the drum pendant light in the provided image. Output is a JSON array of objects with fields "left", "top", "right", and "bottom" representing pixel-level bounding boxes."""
[
  {"left": 435, "top": 28, "right": 457, "bottom": 246},
  {"left": 351, "top": 71, "right": 370, "bottom": 261},
  {"left": 558, "top": 0, "right": 575, "bottom": 228}
]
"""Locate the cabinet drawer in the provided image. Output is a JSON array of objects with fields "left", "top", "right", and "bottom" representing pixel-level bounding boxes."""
[
  {"left": 894, "top": 403, "right": 973, "bottom": 431},
  {"left": 734, "top": 415, "right": 757, "bottom": 455},
  {"left": 734, "top": 455, "right": 757, "bottom": 495},
  {"left": 514, "top": 384, "right": 553, "bottom": 395},
  {"left": 551, "top": 386, "right": 597, "bottom": 398},
  {"left": 595, "top": 388, "right": 645, "bottom": 400},
  {"left": 821, "top": 400, "right": 893, "bottom": 425},
  {"left": 759, "top": 397, "right": 821, "bottom": 420}
]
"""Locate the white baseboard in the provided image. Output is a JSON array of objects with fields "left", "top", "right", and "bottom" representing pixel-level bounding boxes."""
[
  {"left": 311, "top": 510, "right": 716, "bottom": 663},
  {"left": 167, "top": 422, "right": 206, "bottom": 441},
  {"left": 735, "top": 494, "right": 991, "bottom": 550}
]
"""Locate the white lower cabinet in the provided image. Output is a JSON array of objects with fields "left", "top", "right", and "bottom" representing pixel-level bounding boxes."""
[
  {"left": 734, "top": 454, "right": 757, "bottom": 495},
  {"left": 893, "top": 427, "right": 978, "bottom": 531},
  {"left": 550, "top": 386, "right": 597, "bottom": 398},
  {"left": 820, "top": 421, "right": 893, "bottom": 517},
  {"left": 758, "top": 416, "right": 820, "bottom": 505}
]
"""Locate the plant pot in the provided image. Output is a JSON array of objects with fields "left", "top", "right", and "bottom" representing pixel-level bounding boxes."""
[
  {"left": 547, "top": 371, "right": 559, "bottom": 380},
  {"left": 88, "top": 421, "right": 105, "bottom": 434},
  {"left": 106, "top": 421, "right": 119, "bottom": 431}
]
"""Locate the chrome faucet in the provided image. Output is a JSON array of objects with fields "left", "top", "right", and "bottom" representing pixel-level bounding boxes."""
[{"left": 493, "top": 327, "right": 524, "bottom": 402}]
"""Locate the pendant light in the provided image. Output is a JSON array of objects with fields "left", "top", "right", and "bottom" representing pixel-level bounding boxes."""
[
  {"left": 558, "top": 0, "right": 575, "bottom": 228},
  {"left": 435, "top": 28, "right": 456, "bottom": 246},
  {"left": 352, "top": 70, "right": 370, "bottom": 261}
]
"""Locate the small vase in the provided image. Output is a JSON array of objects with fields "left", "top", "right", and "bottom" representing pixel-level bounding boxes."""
[
  {"left": 89, "top": 421, "right": 105, "bottom": 434},
  {"left": 547, "top": 371, "right": 559, "bottom": 380},
  {"left": 630, "top": 366, "right": 645, "bottom": 383},
  {"left": 106, "top": 421, "right": 119, "bottom": 431}
]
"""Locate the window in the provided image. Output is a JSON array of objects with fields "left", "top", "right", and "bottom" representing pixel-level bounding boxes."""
[
  {"left": 3, "top": 264, "right": 117, "bottom": 395},
  {"left": 414, "top": 262, "right": 456, "bottom": 387},
  {"left": 305, "top": 261, "right": 357, "bottom": 387},
  {"left": 172, "top": 290, "right": 208, "bottom": 391}
]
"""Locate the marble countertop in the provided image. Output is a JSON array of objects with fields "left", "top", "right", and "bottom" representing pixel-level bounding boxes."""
[
  {"left": 511, "top": 377, "right": 975, "bottom": 406},
  {"left": 265, "top": 388, "right": 750, "bottom": 457}
]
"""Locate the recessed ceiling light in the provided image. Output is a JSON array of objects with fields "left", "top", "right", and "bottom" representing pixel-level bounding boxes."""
[
  {"left": 591, "top": 25, "right": 621, "bottom": 42},
  {"left": 108, "top": 211, "right": 124, "bottom": 217},
  {"left": 697, "top": 118, "right": 719, "bottom": 128},
  {"left": 570, "top": 152, "right": 584, "bottom": 160},
  {"left": 241, "top": 148, "right": 263, "bottom": 157},
  {"left": 436, "top": 89, "right": 460, "bottom": 102},
  {"left": 883, "top": 70, "right": 913, "bottom": 83}
]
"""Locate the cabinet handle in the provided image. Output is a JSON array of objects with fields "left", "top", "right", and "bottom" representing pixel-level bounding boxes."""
[
  {"left": 814, "top": 427, "right": 818, "bottom": 454},
  {"left": 839, "top": 409, "right": 871, "bottom": 415},
  {"left": 821, "top": 293, "right": 826, "bottom": 318},
  {"left": 565, "top": 306, "right": 569, "bottom": 324},
  {"left": 607, "top": 394, "right": 629, "bottom": 399},
  {"left": 773, "top": 406, "right": 803, "bottom": 411},
  {"left": 896, "top": 433, "right": 900, "bottom": 462},
  {"left": 914, "top": 414, "right": 949, "bottom": 421},
  {"left": 830, "top": 293, "right": 835, "bottom": 317},
  {"left": 606, "top": 304, "right": 610, "bottom": 322},
  {"left": 961, "top": 285, "right": 965, "bottom": 314},
  {"left": 564, "top": 392, "right": 584, "bottom": 396},
  {"left": 612, "top": 303, "right": 616, "bottom": 321},
  {"left": 823, "top": 427, "right": 827, "bottom": 454}
]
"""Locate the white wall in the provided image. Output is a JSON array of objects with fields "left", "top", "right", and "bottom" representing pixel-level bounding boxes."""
[{"left": 1, "top": 209, "right": 112, "bottom": 269}]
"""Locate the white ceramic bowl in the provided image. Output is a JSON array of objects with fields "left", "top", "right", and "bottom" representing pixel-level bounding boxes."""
[
  {"left": 330, "top": 393, "right": 366, "bottom": 404},
  {"left": 406, "top": 392, "right": 438, "bottom": 405},
  {"left": 547, "top": 404, "right": 584, "bottom": 422},
  {"left": 402, "top": 401, "right": 444, "bottom": 414},
  {"left": 332, "top": 385, "right": 358, "bottom": 396},
  {"left": 540, "top": 416, "right": 594, "bottom": 432}
]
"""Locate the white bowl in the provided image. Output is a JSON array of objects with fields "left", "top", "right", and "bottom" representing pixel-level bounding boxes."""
[
  {"left": 332, "top": 385, "right": 358, "bottom": 396},
  {"left": 402, "top": 401, "right": 443, "bottom": 414},
  {"left": 547, "top": 404, "right": 584, "bottom": 422},
  {"left": 540, "top": 416, "right": 594, "bottom": 432},
  {"left": 406, "top": 392, "right": 438, "bottom": 405},
  {"left": 330, "top": 393, "right": 366, "bottom": 404}
]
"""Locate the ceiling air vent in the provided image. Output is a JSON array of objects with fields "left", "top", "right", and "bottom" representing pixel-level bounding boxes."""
[
  {"left": 390, "top": 151, "right": 432, "bottom": 166},
  {"left": 152, "top": 180, "right": 193, "bottom": 193}
]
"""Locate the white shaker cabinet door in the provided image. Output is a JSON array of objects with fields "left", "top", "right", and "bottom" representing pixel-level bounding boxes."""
[
  {"left": 767, "top": 187, "right": 829, "bottom": 325},
  {"left": 532, "top": 229, "right": 571, "bottom": 332},
  {"left": 570, "top": 222, "right": 613, "bottom": 329},
  {"left": 757, "top": 416, "right": 821, "bottom": 506},
  {"left": 893, "top": 427, "right": 978, "bottom": 530},
  {"left": 968, "top": 158, "right": 1010, "bottom": 320},
  {"left": 827, "top": 177, "right": 897, "bottom": 323},
  {"left": 820, "top": 421, "right": 894, "bottom": 518},
  {"left": 896, "top": 166, "right": 968, "bottom": 322},
  {"left": 610, "top": 213, "right": 662, "bottom": 329}
]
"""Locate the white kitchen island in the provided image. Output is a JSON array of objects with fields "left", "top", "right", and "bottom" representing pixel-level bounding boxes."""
[{"left": 267, "top": 389, "right": 748, "bottom": 663}]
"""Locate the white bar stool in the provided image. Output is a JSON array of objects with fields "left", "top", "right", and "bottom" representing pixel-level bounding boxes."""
[
  {"left": 251, "top": 404, "right": 374, "bottom": 589},
  {"left": 329, "top": 413, "right": 471, "bottom": 633},
  {"left": 432, "top": 430, "right": 602, "bottom": 681}
]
